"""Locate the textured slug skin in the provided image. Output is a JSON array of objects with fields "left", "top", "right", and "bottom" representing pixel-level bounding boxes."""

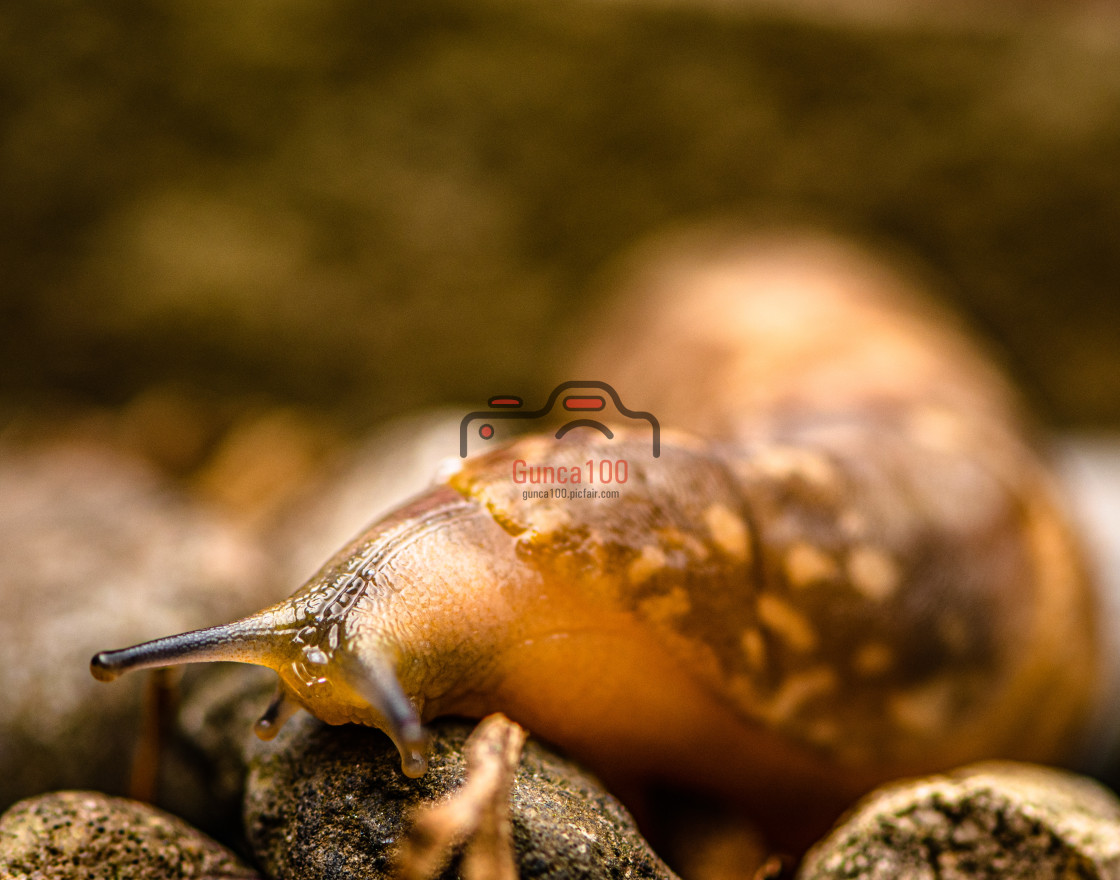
[{"left": 433, "top": 239, "right": 1097, "bottom": 828}]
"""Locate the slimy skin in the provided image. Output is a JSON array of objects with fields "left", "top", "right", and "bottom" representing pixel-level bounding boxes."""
[{"left": 90, "top": 237, "right": 1100, "bottom": 841}]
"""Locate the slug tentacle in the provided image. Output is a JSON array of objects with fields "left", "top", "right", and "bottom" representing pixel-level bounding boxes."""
[
  {"left": 90, "top": 609, "right": 297, "bottom": 682},
  {"left": 334, "top": 649, "right": 429, "bottom": 777},
  {"left": 253, "top": 687, "right": 301, "bottom": 740}
]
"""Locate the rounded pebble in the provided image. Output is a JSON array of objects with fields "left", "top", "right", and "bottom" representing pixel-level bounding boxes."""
[
  {"left": 0, "top": 790, "right": 260, "bottom": 879},
  {"left": 798, "top": 762, "right": 1120, "bottom": 879},
  {"left": 244, "top": 713, "right": 678, "bottom": 880}
]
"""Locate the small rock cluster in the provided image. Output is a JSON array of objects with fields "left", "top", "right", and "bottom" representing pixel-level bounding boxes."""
[{"left": 1, "top": 702, "right": 678, "bottom": 880}]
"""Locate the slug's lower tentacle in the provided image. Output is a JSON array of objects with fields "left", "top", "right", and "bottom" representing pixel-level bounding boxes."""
[{"left": 253, "top": 687, "right": 301, "bottom": 741}]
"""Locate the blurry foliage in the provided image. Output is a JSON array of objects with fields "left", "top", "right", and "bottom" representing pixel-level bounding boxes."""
[{"left": 1, "top": 0, "right": 1119, "bottom": 432}]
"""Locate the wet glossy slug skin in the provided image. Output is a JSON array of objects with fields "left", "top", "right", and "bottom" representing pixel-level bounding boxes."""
[
  {"left": 558, "top": 240, "right": 1098, "bottom": 797},
  {"left": 91, "top": 237, "right": 1099, "bottom": 842}
]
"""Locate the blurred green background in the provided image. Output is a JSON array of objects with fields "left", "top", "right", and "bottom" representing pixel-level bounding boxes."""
[{"left": 3, "top": 0, "right": 1119, "bottom": 465}]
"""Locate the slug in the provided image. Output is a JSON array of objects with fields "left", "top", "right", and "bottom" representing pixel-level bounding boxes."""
[{"left": 90, "top": 235, "right": 1101, "bottom": 842}]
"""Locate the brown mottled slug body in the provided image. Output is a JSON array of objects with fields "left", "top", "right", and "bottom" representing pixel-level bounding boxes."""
[{"left": 91, "top": 236, "right": 1099, "bottom": 841}]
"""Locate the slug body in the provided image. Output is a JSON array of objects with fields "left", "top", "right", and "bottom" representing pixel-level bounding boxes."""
[{"left": 91, "top": 238, "right": 1099, "bottom": 833}]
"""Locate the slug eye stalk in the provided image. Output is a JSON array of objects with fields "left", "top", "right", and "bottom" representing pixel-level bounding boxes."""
[{"left": 90, "top": 619, "right": 283, "bottom": 682}]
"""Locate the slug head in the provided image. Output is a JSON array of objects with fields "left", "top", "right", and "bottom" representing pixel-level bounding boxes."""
[
  {"left": 90, "top": 485, "right": 497, "bottom": 778},
  {"left": 90, "top": 601, "right": 429, "bottom": 778}
]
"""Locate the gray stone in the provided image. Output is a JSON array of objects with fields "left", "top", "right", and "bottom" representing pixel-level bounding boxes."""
[
  {"left": 0, "top": 790, "right": 261, "bottom": 879},
  {"left": 243, "top": 714, "right": 678, "bottom": 880},
  {"left": 797, "top": 762, "right": 1120, "bottom": 879},
  {"left": 0, "top": 441, "right": 276, "bottom": 812}
]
